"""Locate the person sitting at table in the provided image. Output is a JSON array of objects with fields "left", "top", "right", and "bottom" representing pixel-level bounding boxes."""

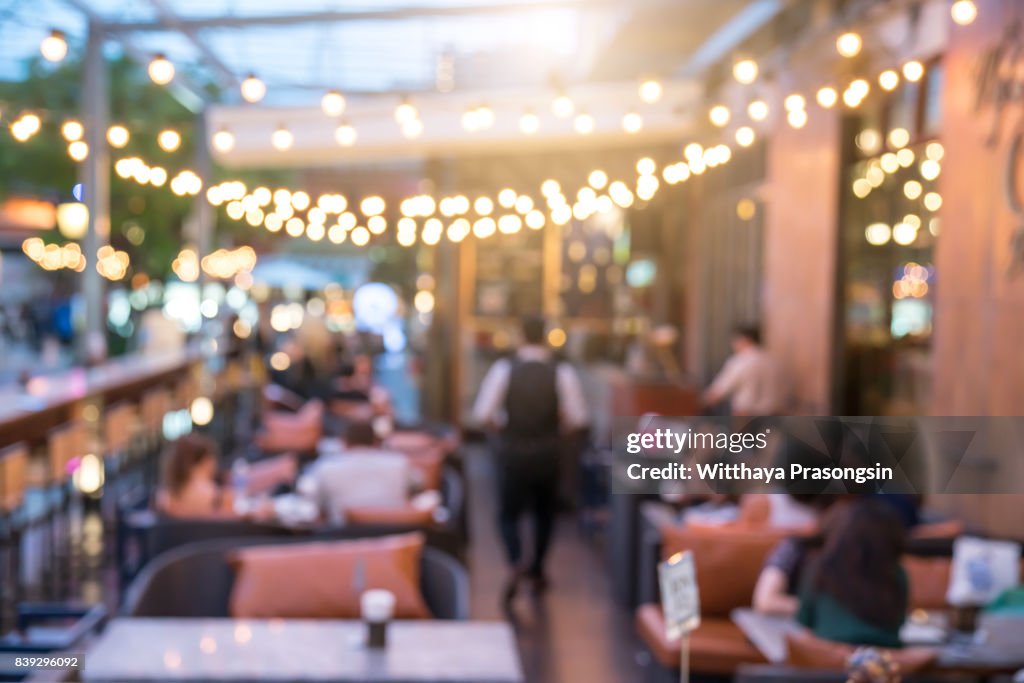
[
  {"left": 300, "top": 420, "right": 418, "bottom": 525},
  {"left": 156, "top": 433, "right": 236, "bottom": 518},
  {"left": 797, "top": 498, "right": 907, "bottom": 648},
  {"left": 752, "top": 494, "right": 834, "bottom": 617}
]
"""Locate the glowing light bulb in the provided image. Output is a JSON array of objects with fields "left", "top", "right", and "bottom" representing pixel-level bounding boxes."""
[
  {"left": 709, "top": 105, "right": 730, "bottom": 127},
  {"left": 335, "top": 122, "right": 357, "bottom": 147},
  {"left": 61, "top": 120, "right": 84, "bottom": 142},
  {"left": 574, "top": 112, "right": 595, "bottom": 135},
  {"left": 104, "top": 127, "right": 131, "bottom": 153},
  {"left": 816, "top": 87, "right": 839, "bottom": 109},
  {"left": 747, "top": 100, "right": 769, "bottom": 121},
  {"left": 639, "top": 79, "right": 663, "bottom": 104},
  {"left": 40, "top": 29, "right": 68, "bottom": 63},
  {"left": 622, "top": 111, "right": 643, "bottom": 134},
  {"left": 212, "top": 128, "right": 234, "bottom": 153},
  {"left": 321, "top": 90, "right": 346, "bottom": 117},
  {"left": 735, "top": 126, "right": 755, "bottom": 147},
  {"left": 519, "top": 110, "right": 540, "bottom": 135},
  {"left": 902, "top": 61, "right": 925, "bottom": 83},
  {"left": 879, "top": 70, "right": 900, "bottom": 91},
  {"left": 733, "top": 58, "right": 759, "bottom": 85},
  {"left": 271, "top": 125, "right": 293, "bottom": 151},
  {"left": 836, "top": 31, "right": 862, "bottom": 58},
  {"left": 158, "top": 129, "right": 181, "bottom": 152},
  {"left": 240, "top": 73, "right": 266, "bottom": 103},
  {"left": 951, "top": 0, "right": 977, "bottom": 26},
  {"left": 552, "top": 95, "right": 574, "bottom": 118}
]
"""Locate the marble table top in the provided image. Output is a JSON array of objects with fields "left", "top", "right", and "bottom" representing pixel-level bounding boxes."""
[{"left": 82, "top": 618, "right": 524, "bottom": 682}]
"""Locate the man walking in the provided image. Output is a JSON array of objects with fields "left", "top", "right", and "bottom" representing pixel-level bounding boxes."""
[
  {"left": 473, "top": 316, "right": 587, "bottom": 603},
  {"left": 703, "top": 325, "right": 784, "bottom": 416}
]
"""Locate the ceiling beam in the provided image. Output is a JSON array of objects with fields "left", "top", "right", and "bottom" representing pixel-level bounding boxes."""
[
  {"left": 101, "top": 0, "right": 609, "bottom": 33},
  {"left": 676, "top": 0, "right": 785, "bottom": 78}
]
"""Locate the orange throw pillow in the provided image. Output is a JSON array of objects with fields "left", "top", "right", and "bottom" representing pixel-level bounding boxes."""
[{"left": 228, "top": 533, "right": 432, "bottom": 619}]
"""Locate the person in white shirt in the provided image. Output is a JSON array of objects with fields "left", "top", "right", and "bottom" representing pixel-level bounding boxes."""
[
  {"left": 703, "top": 325, "right": 784, "bottom": 416},
  {"left": 473, "top": 316, "right": 588, "bottom": 604},
  {"left": 302, "top": 421, "right": 414, "bottom": 525}
]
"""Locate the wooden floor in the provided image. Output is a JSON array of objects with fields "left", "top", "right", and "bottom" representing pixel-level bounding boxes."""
[{"left": 462, "top": 446, "right": 650, "bottom": 683}]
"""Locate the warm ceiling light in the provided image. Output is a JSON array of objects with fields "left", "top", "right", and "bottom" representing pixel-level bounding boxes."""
[
  {"left": 321, "top": 90, "right": 346, "bottom": 117},
  {"left": 61, "top": 120, "right": 83, "bottom": 142},
  {"left": 639, "top": 79, "right": 663, "bottom": 104},
  {"left": 519, "top": 110, "right": 540, "bottom": 135},
  {"left": 735, "top": 126, "right": 756, "bottom": 147},
  {"left": 68, "top": 141, "right": 89, "bottom": 161},
  {"left": 475, "top": 105, "right": 495, "bottom": 129},
  {"left": 636, "top": 157, "right": 656, "bottom": 176},
  {"left": 212, "top": 128, "right": 235, "bottom": 152},
  {"left": 271, "top": 125, "right": 293, "bottom": 151},
  {"left": 747, "top": 100, "right": 769, "bottom": 121},
  {"left": 157, "top": 129, "right": 181, "bottom": 152},
  {"left": 40, "top": 29, "right": 68, "bottom": 63},
  {"left": 878, "top": 70, "right": 900, "bottom": 91},
  {"left": 732, "top": 58, "right": 759, "bottom": 85},
  {"left": 787, "top": 108, "right": 808, "bottom": 129},
  {"left": 394, "top": 99, "right": 418, "bottom": 125},
  {"left": 335, "top": 122, "right": 357, "bottom": 147},
  {"left": 401, "top": 118, "right": 424, "bottom": 139},
  {"left": 816, "top": 86, "right": 839, "bottom": 108},
  {"left": 902, "top": 61, "right": 925, "bottom": 83},
  {"left": 574, "top": 112, "right": 595, "bottom": 135},
  {"left": 148, "top": 54, "right": 175, "bottom": 85},
  {"left": 709, "top": 105, "right": 730, "bottom": 127},
  {"left": 588, "top": 169, "right": 608, "bottom": 190},
  {"left": 784, "top": 94, "right": 806, "bottom": 112},
  {"left": 836, "top": 31, "right": 862, "bottom": 58},
  {"left": 951, "top": 0, "right": 977, "bottom": 25},
  {"left": 240, "top": 73, "right": 266, "bottom": 103},
  {"left": 106, "top": 124, "right": 130, "bottom": 148},
  {"left": 622, "top": 111, "right": 643, "bottom": 134},
  {"left": 551, "top": 94, "right": 574, "bottom": 118}
]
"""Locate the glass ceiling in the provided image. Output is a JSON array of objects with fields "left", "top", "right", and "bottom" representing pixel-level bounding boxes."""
[{"left": 1, "top": 0, "right": 611, "bottom": 102}]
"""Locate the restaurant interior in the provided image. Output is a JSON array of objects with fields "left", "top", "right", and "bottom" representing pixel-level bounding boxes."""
[{"left": 1, "top": 0, "right": 1023, "bottom": 681}]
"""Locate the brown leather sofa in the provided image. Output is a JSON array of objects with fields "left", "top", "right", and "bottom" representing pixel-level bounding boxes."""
[{"left": 634, "top": 523, "right": 974, "bottom": 678}]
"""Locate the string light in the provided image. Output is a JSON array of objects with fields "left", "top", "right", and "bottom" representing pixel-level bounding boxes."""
[
  {"left": 335, "top": 122, "right": 357, "bottom": 147},
  {"left": 784, "top": 94, "right": 806, "bottom": 112},
  {"left": 148, "top": 54, "right": 175, "bottom": 85},
  {"left": 836, "top": 32, "right": 862, "bottom": 58},
  {"left": 879, "top": 70, "right": 900, "bottom": 91},
  {"left": 735, "top": 126, "right": 756, "bottom": 147},
  {"left": 106, "top": 124, "right": 129, "bottom": 148},
  {"left": 240, "top": 73, "right": 266, "bottom": 103},
  {"left": 552, "top": 94, "right": 574, "bottom": 118},
  {"left": 747, "top": 100, "right": 769, "bottom": 122},
  {"left": 902, "top": 61, "right": 925, "bottom": 83},
  {"left": 394, "top": 99, "right": 418, "bottom": 125},
  {"left": 709, "top": 105, "right": 731, "bottom": 127},
  {"left": 733, "top": 58, "right": 759, "bottom": 85},
  {"left": 68, "top": 140, "right": 88, "bottom": 161},
  {"left": 951, "top": 0, "right": 977, "bottom": 25},
  {"left": 157, "top": 129, "right": 181, "bottom": 152},
  {"left": 61, "top": 120, "right": 84, "bottom": 142},
  {"left": 816, "top": 86, "right": 839, "bottom": 108},
  {"left": 212, "top": 128, "right": 235, "bottom": 152},
  {"left": 321, "top": 90, "right": 346, "bottom": 117},
  {"left": 639, "top": 79, "right": 663, "bottom": 104},
  {"left": 271, "top": 125, "right": 294, "bottom": 151},
  {"left": 40, "top": 30, "right": 68, "bottom": 63},
  {"left": 622, "top": 111, "right": 643, "bottom": 134},
  {"left": 574, "top": 113, "right": 595, "bottom": 135},
  {"left": 519, "top": 110, "right": 540, "bottom": 135}
]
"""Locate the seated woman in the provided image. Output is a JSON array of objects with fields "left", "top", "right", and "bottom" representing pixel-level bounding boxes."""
[
  {"left": 155, "top": 434, "right": 236, "bottom": 518},
  {"left": 752, "top": 494, "right": 832, "bottom": 616},
  {"left": 797, "top": 498, "right": 908, "bottom": 648}
]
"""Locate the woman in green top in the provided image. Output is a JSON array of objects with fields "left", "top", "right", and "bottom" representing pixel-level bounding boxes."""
[{"left": 797, "top": 499, "right": 908, "bottom": 648}]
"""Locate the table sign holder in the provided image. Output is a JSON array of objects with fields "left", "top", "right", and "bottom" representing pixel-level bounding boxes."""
[{"left": 658, "top": 550, "right": 700, "bottom": 683}]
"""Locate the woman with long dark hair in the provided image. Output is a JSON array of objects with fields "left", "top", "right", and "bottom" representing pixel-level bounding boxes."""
[
  {"left": 797, "top": 498, "right": 908, "bottom": 647},
  {"left": 156, "top": 434, "right": 235, "bottom": 518}
]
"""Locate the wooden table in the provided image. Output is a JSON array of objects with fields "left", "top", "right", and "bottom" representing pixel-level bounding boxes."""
[{"left": 82, "top": 618, "right": 524, "bottom": 682}]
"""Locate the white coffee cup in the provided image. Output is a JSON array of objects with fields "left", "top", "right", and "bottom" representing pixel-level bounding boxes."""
[{"left": 360, "top": 589, "right": 396, "bottom": 623}]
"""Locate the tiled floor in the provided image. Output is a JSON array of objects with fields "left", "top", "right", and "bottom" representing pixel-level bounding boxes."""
[{"left": 462, "top": 445, "right": 647, "bottom": 683}]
